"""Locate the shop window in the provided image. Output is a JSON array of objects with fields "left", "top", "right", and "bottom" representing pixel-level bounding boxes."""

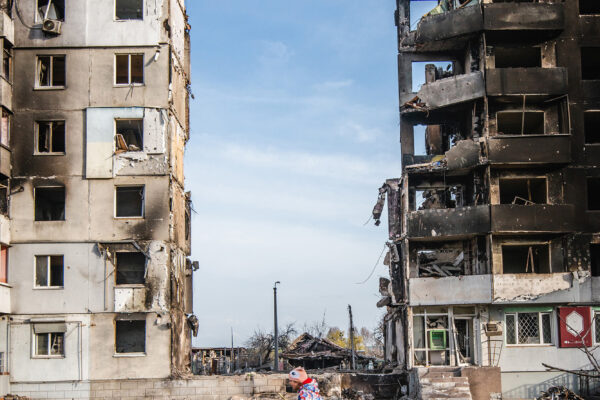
[
  {"left": 115, "top": 320, "right": 145, "bottom": 353},
  {"left": 499, "top": 178, "right": 547, "bottom": 205},
  {"left": 36, "top": 121, "right": 65, "bottom": 153},
  {"left": 36, "top": 55, "right": 66, "bottom": 88},
  {"left": 582, "top": 47, "right": 600, "bottom": 80},
  {"left": 580, "top": 0, "right": 600, "bottom": 15},
  {"left": 502, "top": 244, "right": 550, "bottom": 273},
  {"left": 115, "top": 186, "right": 144, "bottom": 217},
  {"left": 35, "top": 255, "right": 64, "bottom": 287},
  {"left": 115, "top": 252, "right": 145, "bottom": 285},
  {"left": 3, "top": 40, "right": 11, "bottom": 81},
  {"left": 34, "top": 186, "right": 65, "bottom": 221},
  {"left": 115, "top": 119, "right": 143, "bottom": 152},
  {"left": 584, "top": 111, "right": 600, "bottom": 144},
  {"left": 37, "top": 0, "right": 65, "bottom": 21},
  {"left": 1, "top": 108, "right": 9, "bottom": 147},
  {"left": 497, "top": 111, "right": 544, "bottom": 135},
  {"left": 115, "top": 0, "right": 143, "bottom": 20},
  {"left": 591, "top": 244, "right": 600, "bottom": 277},
  {"left": 495, "top": 47, "right": 541, "bottom": 68},
  {"left": 115, "top": 54, "right": 144, "bottom": 85},
  {"left": 588, "top": 178, "right": 600, "bottom": 211},
  {"left": 506, "top": 311, "right": 552, "bottom": 345},
  {"left": 0, "top": 246, "right": 6, "bottom": 284}
]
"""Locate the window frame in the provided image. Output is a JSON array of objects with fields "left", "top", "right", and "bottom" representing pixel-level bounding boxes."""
[
  {"left": 114, "top": 185, "right": 145, "bottom": 219},
  {"left": 114, "top": 118, "right": 144, "bottom": 152},
  {"left": 114, "top": 0, "right": 144, "bottom": 21},
  {"left": 114, "top": 319, "right": 147, "bottom": 356},
  {"left": 35, "top": 54, "right": 66, "bottom": 90},
  {"left": 114, "top": 53, "right": 145, "bottom": 86},
  {"left": 34, "top": 120, "right": 66, "bottom": 155},
  {"left": 35, "top": 0, "right": 65, "bottom": 23},
  {"left": 505, "top": 311, "right": 553, "bottom": 346},
  {"left": 496, "top": 110, "right": 546, "bottom": 136},
  {"left": 500, "top": 242, "right": 552, "bottom": 274},
  {"left": 33, "top": 255, "right": 64, "bottom": 289},
  {"left": 2, "top": 39, "right": 12, "bottom": 83},
  {"left": 34, "top": 185, "right": 66, "bottom": 221},
  {"left": 33, "top": 332, "right": 65, "bottom": 358},
  {"left": 115, "top": 251, "right": 146, "bottom": 286}
]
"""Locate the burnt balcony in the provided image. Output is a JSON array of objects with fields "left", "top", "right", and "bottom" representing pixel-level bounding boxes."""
[
  {"left": 490, "top": 204, "right": 575, "bottom": 233},
  {"left": 410, "top": 5, "right": 483, "bottom": 50},
  {"left": 409, "top": 274, "right": 492, "bottom": 306},
  {"left": 486, "top": 68, "right": 568, "bottom": 97},
  {"left": 407, "top": 205, "right": 490, "bottom": 239},
  {"left": 486, "top": 134, "right": 571, "bottom": 165},
  {"left": 483, "top": 2, "right": 564, "bottom": 33}
]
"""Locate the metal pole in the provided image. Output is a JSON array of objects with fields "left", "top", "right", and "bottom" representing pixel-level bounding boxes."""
[
  {"left": 231, "top": 327, "right": 234, "bottom": 373},
  {"left": 348, "top": 305, "right": 356, "bottom": 370},
  {"left": 274, "top": 281, "right": 280, "bottom": 371}
]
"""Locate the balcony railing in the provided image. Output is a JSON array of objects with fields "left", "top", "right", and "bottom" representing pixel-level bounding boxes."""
[{"left": 486, "top": 134, "right": 571, "bottom": 165}]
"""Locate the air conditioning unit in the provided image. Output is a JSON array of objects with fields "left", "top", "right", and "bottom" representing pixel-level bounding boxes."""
[{"left": 42, "top": 19, "right": 62, "bottom": 35}]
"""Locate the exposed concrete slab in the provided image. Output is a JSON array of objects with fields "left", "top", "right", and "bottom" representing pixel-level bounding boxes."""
[
  {"left": 409, "top": 275, "right": 492, "bottom": 306},
  {"left": 417, "top": 72, "right": 485, "bottom": 110},
  {"left": 486, "top": 68, "right": 568, "bottom": 96}
]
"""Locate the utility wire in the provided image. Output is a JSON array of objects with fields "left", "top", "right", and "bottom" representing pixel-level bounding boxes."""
[{"left": 355, "top": 243, "right": 387, "bottom": 285}]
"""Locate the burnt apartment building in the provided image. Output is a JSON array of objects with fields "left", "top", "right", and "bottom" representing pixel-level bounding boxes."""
[
  {"left": 375, "top": 0, "right": 600, "bottom": 398},
  {"left": 0, "top": 0, "right": 194, "bottom": 397}
]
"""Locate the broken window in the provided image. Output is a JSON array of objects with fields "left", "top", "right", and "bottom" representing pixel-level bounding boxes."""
[
  {"left": 497, "top": 111, "right": 544, "bottom": 135},
  {"left": 412, "top": 310, "right": 450, "bottom": 366},
  {"left": 116, "top": 252, "right": 146, "bottom": 285},
  {"left": 35, "top": 255, "right": 64, "bottom": 287},
  {"left": 35, "top": 186, "right": 65, "bottom": 221},
  {"left": 580, "top": 0, "right": 600, "bottom": 15},
  {"left": 584, "top": 111, "right": 600, "bottom": 144},
  {"left": 0, "top": 178, "right": 8, "bottom": 215},
  {"left": 115, "top": 186, "right": 144, "bottom": 217},
  {"left": 3, "top": 40, "right": 11, "bottom": 81},
  {"left": 502, "top": 244, "right": 550, "bottom": 273},
  {"left": 115, "top": 54, "right": 144, "bottom": 85},
  {"left": 36, "top": 121, "right": 65, "bottom": 153},
  {"left": 115, "top": 119, "right": 143, "bottom": 152},
  {"left": 0, "top": 108, "right": 9, "bottom": 147},
  {"left": 415, "top": 186, "right": 463, "bottom": 210},
  {"left": 0, "top": 246, "right": 7, "bottom": 284},
  {"left": 494, "top": 47, "right": 541, "bottom": 68},
  {"left": 505, "top": 311, "right": 552, "bottom": 345},
  {"left": 35, "top": 332, "right": 65, "bottom": 356},
  {"left": 36, "top": 55, "right": 65, "bottom": 88},
  {"left": 590, "top": 244, "right": 600, "bottom": 277},
  {"left": 499, "top": 178, "right": 547, "bottom": 205},
  {"left": 115, "top": 320, "right": 145, "bottom": 353},
  {"left": 581, "top": 47, "right": 600, "bottom": 80},
  {"left": 411, "top": 61, "right": 454, "bottom": 92},
  {"left": 37, "top": 0, "right": 65, "bottom": 21},
  {"left": 588, "top": 178, "right": 600, "bottom": 211},
  {"left": 115, "top": 0, "right": 143, "bottom": 20},
  {"left": 417, "top": 247, "right": 465, "bottom": 277}
]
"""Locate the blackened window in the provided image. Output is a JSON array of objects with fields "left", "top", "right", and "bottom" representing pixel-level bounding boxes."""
[
  {"left": 497, "top": 111, "right": 544, "bottom": 135},
  {"left": 37, "top": 0, "right": 65, "bottom": 21},
  {"left": 37, "top": 55, "right": 66, "bottom": 88},
  {"left": 115, "top": 0, "right": 143, "bottom": 20},
  {"left": 502, "top": 244, "right": 550, "bottom": 274},
  {"left": 591, "top": 244, "right": 600, "bottom": 277},
  {"left": 589, "top": 178, "right": 600, "bottom": 211},
  {"left": 36, "top": 121, "right": 66, "bottom": 153},
  {"left": 580, "top": 0, "right": 600, "bottom": 15},
  {"left": 115, "top": 186, "right": 144, "bottom": 217},
  {"left": 35, "top": 186, "right": 65, "bottom": 221},
  {"left": 582, "top": 47, "right": 600, "bottom": 80},
  {"left": 115, "top": 320, "right": 145, "bottom": 353},
  {"left": 3, "top": 40, "right": 11, "bottom": 81},
  {"left": 584, "top": 112, "right": 600, "bottom": 144},
  {"left": 115, "top": 252, "right": 146, "bottom": 284}
]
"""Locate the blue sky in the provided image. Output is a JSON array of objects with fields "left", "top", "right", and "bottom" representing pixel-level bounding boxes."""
[{"left": 186, "top": 1, "right": 405, "bottom": 347}]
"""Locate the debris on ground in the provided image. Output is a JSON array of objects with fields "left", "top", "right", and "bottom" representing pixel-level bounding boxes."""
[{"left": 536, "top": 386, "right": 584, "bottom": 400}]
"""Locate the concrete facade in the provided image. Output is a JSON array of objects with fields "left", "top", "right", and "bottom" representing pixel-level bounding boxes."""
[
  {"left": 0, "top": 0, "right": 193, "bottom": 396},
  {"left": 376, "top": 0, "right": 600, "bottom": 399}
]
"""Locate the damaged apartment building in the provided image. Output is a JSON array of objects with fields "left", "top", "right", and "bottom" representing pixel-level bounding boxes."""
[
  {"left": 375, "top": 0, "right": 600, "bottom": 398},
  {"left": 0, "top": 0, "right": 195, "bottom": 397}
]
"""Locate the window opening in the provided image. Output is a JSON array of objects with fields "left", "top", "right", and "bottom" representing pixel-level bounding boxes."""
[
  {"left": 584, "top": 111, "right": 600, "bottom": 144},
  {"left": 35, "top": 186, "right": 65, "bottom": 221},
  {"left": 502, "top": 244, "right": 550, "bottom": 274},
  {"left": 412, "top": 311, "right": 450, "bottom": 366},
  {"left": 2, "top": 40, "right": 11, "bottom": 81},
  {"left": 115, "top": 0, "right": 143, "bottom": 20},
  {"left": 115, "top": 54, "right": 144, "bottom": 85},
  {"left": 37, "top": 55, "right": 65, "bottom": 88},
  {"left": 497, "top": 111, "right": 544, "bottom": 135},
  {"left": 582, "top": 47, "right": 600, "bottom": 80},
  {"left": 417, "top": 247, "right": 465, "bottom": 277},
  {"left": 35, "top": 255, "right": 64, "bottom": 287},
  {"left": 35, "top": 332, "right": 64, "bottom": 356},
  {"left": 115, "top": 186, "right": 144, "bottom": 217},
  {"left": 0, "top": 351, "right": 4, "bottom": 373},
  {"left": 115, "top": 320, "right": 146, "bottom": 353},
  {"left": 415, "top": 186, "right": 463, "bottom": 210},
  {"left": 580, "top": 0, "right": 600, "bottom": 15},
  {"left": 116, "top": 252, "right": 146, "bottom": 285},
  {"left": 505, "top": 311, "right": 552, "bottom": 345},
  {"left": 411, "top": 61, "right": 454, "bottom": 93},
  {"left": 592, "top": 244, "right": 600, "bottom": 277},
  {"left": 0, "top": 108, "right": 9, "bottom": 147},
  {"left": 0, "top": 178, "right": 8, "bottom": 215},
  {"left": 409, "top": 1, "right": 438, "bottom": 31},
  {"left": 588, "top": 178, "right": 600, "bottom": 211},
  {"left": 0, "top": 245, "right": 7, "bottom": 284},
  {"left": 454, "top": 318, "right": 474, "bottom": 363},
  {"left": 115, "top": 119, "right": 143, "bottom": 152},
  {"left": 494, "top": 47, "right": 541, "bottom": 68},
  {"left": 36, "top": 121, "right": 65, "bottom": 153},
  {"left": 499, "top": 178, "right": 547, "bottom": 205},
  {"left": 37, "top": 0, "right": 64, "bottom": 21},
  {"left": 595, "top": 311, "right": 600, "bottom": 344}
]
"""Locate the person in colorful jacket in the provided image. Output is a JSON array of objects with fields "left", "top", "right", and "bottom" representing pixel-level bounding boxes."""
[{"left": 288, "top": 367, "right": 322, "bottom": 400}]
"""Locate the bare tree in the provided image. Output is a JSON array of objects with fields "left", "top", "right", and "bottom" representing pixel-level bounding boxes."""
[
  {"left": 245, "top": 323, "right": 297, "bottom": 366},
  {"left": 303, "top": 311, "right": 328, "bottom": 338}
]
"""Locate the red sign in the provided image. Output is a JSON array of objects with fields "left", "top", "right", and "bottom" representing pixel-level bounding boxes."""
[{"left": 559, "top": 307, "right": 592, "bottom": 348}]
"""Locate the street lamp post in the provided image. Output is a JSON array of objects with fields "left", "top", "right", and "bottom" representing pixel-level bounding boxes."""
[{"left": 273, "top": 281, "right": 280, "bottom": 372}]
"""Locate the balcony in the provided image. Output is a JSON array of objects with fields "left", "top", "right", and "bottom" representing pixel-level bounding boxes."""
[
  {"left": 412, "top": 5, "right": 483, "bottom": 50},
  {"left": 114, "top": 286, "right": 147, "bottom": 312},
  {"left": 407, "top": 205, "right": 490, "bottom": 239},
  {"left": 483, "top": 2, "right": 564, "bottom": 33},
  {"left": 486, "top": 68, "right": 568, "bottom": 97},
  {"left": 0, "top": 214, "right": 9, "bottom": 244},
  {"left": 409, "top": 274, "right": 492, "bottom": 306},
  {"left": 490, "top": 204, "right": 575, "bottom": 233},
  {"left": 0, "top": 282, "right": 10, "bottom": 313},
  {"left": 486, "top": 134, "right": 571, "bottom": 165},
  {"left": 0, "top": 145, "right": 10, "bottom": 178},
  {"left": 0, "top": 77, "right": 11, "bottom": 111},
  {"left": 0, "top": 11, "right": 14, "bottom": 44},
  {"left": 493, "top": 273, "right": 592, "bottom": 304}
]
